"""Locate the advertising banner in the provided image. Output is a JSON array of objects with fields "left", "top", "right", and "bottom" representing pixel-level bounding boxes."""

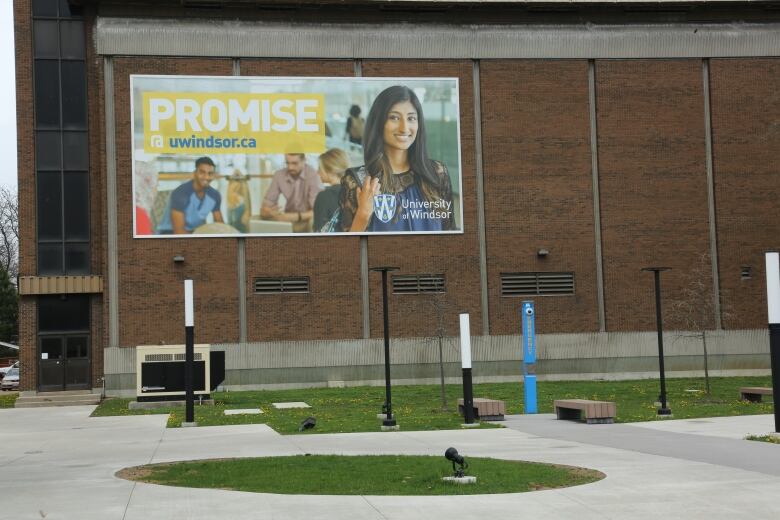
[{"left": 131, "top": 75, "right": 463, "bottom": 237}]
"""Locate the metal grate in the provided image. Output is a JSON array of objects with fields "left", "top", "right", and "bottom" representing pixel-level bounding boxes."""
[
  {"left": 173, "top": 353, "right": 202, "bottom": 361},
  {"left": 144, "top": 353, "right": 203, "bottom": 362},
  {"left": 145, "top": 354, "right": 173, "bottom": 362},
  {"left": 500, "top": 272, "right": 574, "bottom": 296},
  {"left": 392, "top": 274, "right": 446, "bottom": 294},
  {"left": 253, "top": 277, "right": 310, "bottom": 294}
]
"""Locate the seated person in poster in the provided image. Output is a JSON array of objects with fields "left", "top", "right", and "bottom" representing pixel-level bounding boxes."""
[
  {"left": 227, "top": 170, "right": 251, "bottom": 233},
  {"left": 313, "top": 148, "right": 349, "bottom": 231},
  {"left": 261, "top": 153, "right": 323, "bottom": 232},
  {"left": 157, "top": 156, "right": 224, "bottom": 234}
]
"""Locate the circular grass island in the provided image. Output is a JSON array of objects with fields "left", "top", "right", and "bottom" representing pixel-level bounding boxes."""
[{"left": 117, "top": 455, "right": 604, "bottom": 495}]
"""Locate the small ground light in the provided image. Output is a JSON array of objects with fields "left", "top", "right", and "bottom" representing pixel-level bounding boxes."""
[
  {"left": 443, "top": 447, "right": 476, "bottom": 484},
  {"left": 444, "top": 447, "right": 467, "bottom": 477},
  {"left": 298, "top": 417, "right": 316, "bottom": 431}
]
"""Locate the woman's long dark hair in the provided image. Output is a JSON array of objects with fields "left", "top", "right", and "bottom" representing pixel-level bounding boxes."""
[{"left": 362, "top": 85, "right": 439, "bottom": 193}]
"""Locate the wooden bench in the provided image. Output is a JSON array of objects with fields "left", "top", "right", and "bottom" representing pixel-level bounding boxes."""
[
  {"left": 739, "top": 387, "right": 773, "bottom": 403},
  {"left": 554, "top": 399, "right": 616, "bottom": 424},
  {"left": 457, "top": 398, "right": 506, "bottom": 421}
]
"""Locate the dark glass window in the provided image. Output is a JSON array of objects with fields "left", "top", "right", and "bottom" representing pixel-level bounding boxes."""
[
  {"left": 32, "top": 0, "right": 58, "bottom": 18},
  {"left": 64, "top": 243, "right": 89, "bottom": 274},
  {"left": 37, "top": 170, "right": 62, "bottom": 240},
  {"left": 34, "top": 0, "right": 89, "bottom": 277},
  {"left": 61, "top": 62, "right": 86, "bottom": 128},
  {"left": 34, "top": 60, "right": 60, "bottom": 128},
  {"left": 33, "top": 20, "right": 59, "bottom": 58},
  {"left": 66, "top": 336, "right": 88, "bottom": 358},
  {"left": 36, "top": 131, "right": 61, "bottom": 170},
  {"left": 59, "top": 21, "right": 84, "bottom": 59},
  {"left": 63, "top": 171, "right": 89, "bottom": 240},
  {"left": 34, "top": 62, "right": 61, "bottom": 128},
  {"left": 40, "top": 337, "right": 63, "bottom": 360},
  {"left": 38, "top": 295, "right": 90, "bottom": 331},
  {"left": 58, "top": 0, "right": 82, "bottom": 17},
  {"left": 62, "top": 131, "right": 88, "bottom": 170},
  {"left": 37, "top": 243, "right": 63, "bottom": 275}
]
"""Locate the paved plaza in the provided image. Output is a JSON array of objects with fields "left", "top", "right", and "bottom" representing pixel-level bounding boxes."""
[{"left": 1, "top": 406, "right": 779, "bottom": 519}]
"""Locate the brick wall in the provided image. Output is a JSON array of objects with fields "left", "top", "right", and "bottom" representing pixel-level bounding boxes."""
[
  {"left": 17, "top": 11, "right": 780, "bottom": 389},
  {"left": 14, "top": 0, "right": 35, "bottom": 390},
  {"left": 18, "top": 297, "right": 36, "bottom": 391},
  {"left": 596, "top": 60, "right": 712, "bottom": 332},
  {"left": 481, "top": 60, "right": 598, "bottom": 335},
  {"left": 239, "top": 59, "right": 363, "bottom": 342},
  {"left": 15, "top": 0, "right": 34, "bottom": 276},
  {"left": 710, "top": 58, "right": 780, "bottom": 329},
  {"left": 90, "top": 295, "right": 103, "bottom": 388}
]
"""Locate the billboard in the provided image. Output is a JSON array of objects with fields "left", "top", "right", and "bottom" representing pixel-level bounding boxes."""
[{"left": 131, "top": 75, "right": 463, "bottom": 237}]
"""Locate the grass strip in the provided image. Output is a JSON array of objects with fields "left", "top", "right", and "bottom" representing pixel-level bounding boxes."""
[
  {"left": 118, "top": 455, "right": 603, "bottom": 495},
  {"left": 745, "top": 434, "right": 780, "bottom": 445},
  {"left": 0, "top": 392, "right": 17, "bottom": 408},
  {"left": 91, "top": 376, "right": 774, "bottom": 432}
]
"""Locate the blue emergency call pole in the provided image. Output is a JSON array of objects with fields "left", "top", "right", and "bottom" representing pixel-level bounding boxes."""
[{"left": 521, "top": 301, "right": 538, "bottom": 414}]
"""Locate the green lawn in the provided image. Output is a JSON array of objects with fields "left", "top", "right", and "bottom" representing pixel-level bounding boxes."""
[
  {"left": 118, "top": 455, "right": 604, "bottom": 495},
  {"left": 92, "top": 385, "right": 503, "bottom": 432},
  {"left": 0, "top": 392, "right": 17, "bottom": 408},
  {"left": 91, "top": 376, "right": 774, "bottom": 432}
]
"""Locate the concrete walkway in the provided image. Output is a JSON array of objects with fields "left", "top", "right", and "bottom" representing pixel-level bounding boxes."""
[
  {"left": 1, "top": 406, "right": 779, "bottom": 519},
  {"left": 502, "top": 413, "right": 780, "bottom": 477}
]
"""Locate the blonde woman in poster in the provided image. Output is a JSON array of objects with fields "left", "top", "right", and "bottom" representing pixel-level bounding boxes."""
[
  {"left": 313, "top": 148, "right": 350, "bottom": 231},
  {"left": 339, "top": 85, "right": 455, "bottom": 233}
]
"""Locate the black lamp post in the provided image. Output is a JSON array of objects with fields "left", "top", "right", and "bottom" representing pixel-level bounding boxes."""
[
  {"left": 370, "top": 266, "right": 399, "bottom": 427},
  {"left": 642, "top": 267, "right": 672, "bottom": 416}
]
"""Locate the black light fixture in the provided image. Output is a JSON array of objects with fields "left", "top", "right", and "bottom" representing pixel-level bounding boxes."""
[
  {"left": 298, "top": 416, "right": 316, "bottom": 431},
  {"left": 642, "top": 267, "right": 672, "bottom": 416},
  {"left": 370, "top": 266, "right": 400, "bottom": 428},
  {"left": 173, "top": 254, "right": 185, "bottom": 264},
  {"left": 444, "top": 447, "right": 468, "bottom": 478},
  {"left": 537, "top": 248, "right": 549, "bottom": 258}
]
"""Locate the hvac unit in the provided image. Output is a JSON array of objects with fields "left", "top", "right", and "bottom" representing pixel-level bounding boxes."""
[{"left": 136, "top": 344, "right": 223, "bottom": 401}]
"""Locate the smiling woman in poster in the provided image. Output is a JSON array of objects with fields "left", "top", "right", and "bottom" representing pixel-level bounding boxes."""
[{"left": 339, "top": 85, "right": 455, "bottom": 233}]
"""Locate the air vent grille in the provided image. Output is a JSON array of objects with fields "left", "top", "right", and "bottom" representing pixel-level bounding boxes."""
[
  {"left": 500, "top": 272, "right": 574, "bottom": 296},
  {"left": 253, "top": 277, "right": 310, "bottom": 294},
  {"left": 392, "top": 274, "right": 446, "bottom": 294}
]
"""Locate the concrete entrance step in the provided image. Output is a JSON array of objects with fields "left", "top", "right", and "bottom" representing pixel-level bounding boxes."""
[{"left": 15, "top": 391, "right": 102, "bottom": 408}]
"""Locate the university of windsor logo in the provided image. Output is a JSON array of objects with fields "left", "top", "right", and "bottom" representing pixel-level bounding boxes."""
[{"left": 373, "top": 194, "right": 397, "bottom": 224}]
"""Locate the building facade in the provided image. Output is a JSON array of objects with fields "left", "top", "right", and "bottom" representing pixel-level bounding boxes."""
[{"left": 14, "top": 0, "right": 780, "bottom": 396}]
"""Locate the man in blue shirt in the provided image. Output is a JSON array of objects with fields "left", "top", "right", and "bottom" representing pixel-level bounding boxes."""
[{"left": 158, "top": 157, "right": 224, "bottom": 234}]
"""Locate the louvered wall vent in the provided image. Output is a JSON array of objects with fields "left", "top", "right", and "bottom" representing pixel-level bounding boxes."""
[
  {"left": 500, "top": 272, "right": 574, "bottom": 296},
  {"left": 253, "top": 277, "right": 310, "bottom": 294},
  {"left": 392, "top": 274, "right": 446, "bottom": 294}
]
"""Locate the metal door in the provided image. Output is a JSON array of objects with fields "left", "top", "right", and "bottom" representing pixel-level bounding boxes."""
[
  {"left": 38, "top": 335, "right": 90, "bottom": 391},
  {"left": 38, "top": 336, "right": 65, "bottom": 391}
]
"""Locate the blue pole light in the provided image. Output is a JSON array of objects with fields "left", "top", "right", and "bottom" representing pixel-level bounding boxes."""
[{"left": 521, "top": 301, "right": 537, "bottom": 414}]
